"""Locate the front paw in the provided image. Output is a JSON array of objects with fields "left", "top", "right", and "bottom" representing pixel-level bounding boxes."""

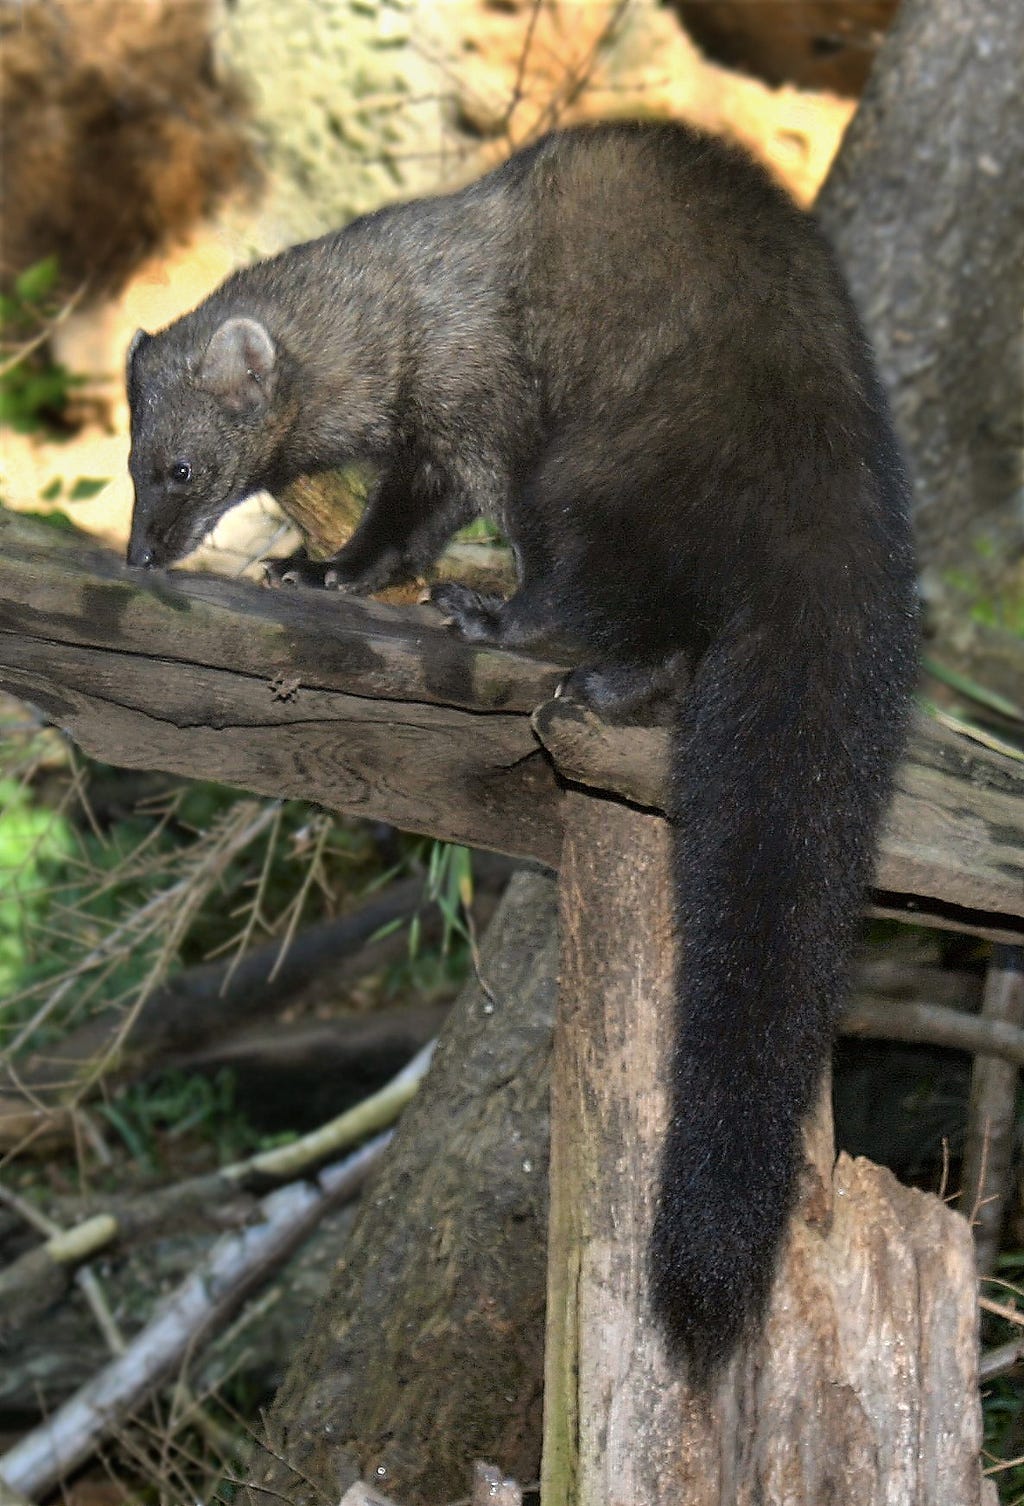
[
  {"left": 264, "top": 552, "right": 330, "bottom": 590},
  {"left": 429, "top": 582, "right": 506, "bottom": 642},
  {"left": 263, "top": 554, "right": 361, "bottom": 591}
]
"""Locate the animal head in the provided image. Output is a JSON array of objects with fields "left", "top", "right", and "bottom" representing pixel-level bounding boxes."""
[{"left": 126, "top": 315, "right": 281, "bottom": 568}]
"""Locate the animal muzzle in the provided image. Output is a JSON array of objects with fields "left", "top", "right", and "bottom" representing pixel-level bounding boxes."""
[{"left": 126, "top": 522, "right": 157, "bottom": 570}]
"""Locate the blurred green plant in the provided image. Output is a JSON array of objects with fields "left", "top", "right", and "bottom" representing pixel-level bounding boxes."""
[
  {"left": 0, "top": 773, "right": 75, "bottom": 995},
  {"left": 943, "top": 554, "right": 1024, "bottom": 640},
  {"left": 0, "top": 255, "right": 84, "bottom": 434},
  {"left": 40, "top": 476, "right": 110, "bottom": 504},
  {"left": 98, "top": 1067, "right": 275, "bottom": 1172}
]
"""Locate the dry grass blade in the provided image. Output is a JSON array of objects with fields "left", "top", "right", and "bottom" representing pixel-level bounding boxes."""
[
  {"left": 0, "top": 1133, "right": 390, "bottom": 1502},
  {"left": 1, "top": 799, "right": 280, "bottom": 1063}
]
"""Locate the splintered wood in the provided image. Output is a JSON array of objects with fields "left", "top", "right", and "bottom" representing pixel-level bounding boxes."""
[{"left": 546, "top": 795, "right": 989, "bottom": 1506}]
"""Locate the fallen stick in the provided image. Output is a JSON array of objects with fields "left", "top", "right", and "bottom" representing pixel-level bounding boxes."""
[
  {"left": 0, "top": 1132, "right": 391, "bottom": 1503},
  {"left": 842, "top": 992, "right": 1024, "bottom": 1066},
  {"left": 0, "top": 1040, "right": 436, "bottom": 1319}
]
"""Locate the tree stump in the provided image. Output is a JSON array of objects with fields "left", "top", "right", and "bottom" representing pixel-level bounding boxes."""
[{"left": 544, "top": 793, "right": 989, "bottom": 1505}]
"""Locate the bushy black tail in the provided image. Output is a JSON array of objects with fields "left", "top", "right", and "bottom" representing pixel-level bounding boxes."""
[{"left": 651, "top": 592, "right": 915, "bottom": 1382}]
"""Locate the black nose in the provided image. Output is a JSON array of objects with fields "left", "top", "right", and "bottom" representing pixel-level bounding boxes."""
[{"left": 128, "top": 544, "right": 155, "bottom": 569}]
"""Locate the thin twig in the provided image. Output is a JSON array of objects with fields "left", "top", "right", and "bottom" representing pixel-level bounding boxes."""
[
  {"left": 979, "top": 1296, "right": 1024, "bottom": 1328},
  {"left": 0, "top": 1038, "right": 434, "bottom": 1305},
  {"left": 0, "top": 1133, "right": 391, "bottom": 1502},
  {"left": 0, "top": 280, "right": 88, "bottom": 378}
]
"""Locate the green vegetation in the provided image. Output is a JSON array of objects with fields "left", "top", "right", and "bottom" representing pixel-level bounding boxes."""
[
  {"left": 0, "top": 713, "right": 472, "bottom": 1150},
  {"left": 0, "top": 255, "right": 83, "bottom": 434}
]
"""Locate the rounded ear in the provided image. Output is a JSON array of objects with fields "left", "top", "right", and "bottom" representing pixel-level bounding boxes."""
[
  {"left": 198, "top": 317, "right": 276, "bottom": 413},
  {"left": 126, "top": 327, "right": 151, "bottom": 385}
]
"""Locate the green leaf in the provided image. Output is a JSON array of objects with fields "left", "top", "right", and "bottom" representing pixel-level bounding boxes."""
[
  {"left": 14, "top": 255, "right": 60, "bottom": 305},
  {"left": 19, "top": 509, "right": 79, "bottom": 535},
  {"left": 68, "top": 477, "right": 109, "bottom": 502}
]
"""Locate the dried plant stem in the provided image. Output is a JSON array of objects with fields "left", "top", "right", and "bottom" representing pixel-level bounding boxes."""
[
  {"left": 0, "top": 1133, "right": 390, "bottom": 1503},
  {"left": 0, "top": 1183, "right": 124, "bottom": 1354},
  {"left": 0, "top": 1039, "right": 433, "bottom": 1307},
  {"left": 959, "top": 947, "right": 1024, "bottom": 1272},
  {"left": 2, "top": 800, "right": 279, "bottom": 1061}
]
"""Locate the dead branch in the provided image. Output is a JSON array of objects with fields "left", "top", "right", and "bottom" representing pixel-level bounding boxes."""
[
  {"left": 0, "top": 1041, "right": 434, "bottom": 1320},
  {"left": 0, "top": 857, "right": 511, "bottom": 1149},
  {"left": 959, "top": 946, "right": 1024, "bottom": 1272},
  {"left": 842, "top": 992, "right": 1024, "bottom": 1066},
  {"left": 1, "top": 513, "right": 1021, "bottom": 944},
  {"left": 855, "top": 956, "right": 983, "bottom": 1009},
  {"left": 0, "top": 1133, "right": 390, "bottom": 1504},
  {"left": 979, "top": 1337, "right": 1024, "bottom": 1384}
]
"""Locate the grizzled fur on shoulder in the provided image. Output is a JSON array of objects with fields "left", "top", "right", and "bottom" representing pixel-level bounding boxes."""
[{"left": 127, "top": 121, "right": 918, "bottom": 1381}]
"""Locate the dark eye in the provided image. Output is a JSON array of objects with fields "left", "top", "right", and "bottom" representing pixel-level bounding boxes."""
[{"left": 169, "top": 461, "right": 193, "bottom": 485}]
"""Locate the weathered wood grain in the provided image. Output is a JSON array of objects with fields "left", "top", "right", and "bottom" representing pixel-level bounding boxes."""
[
  {"left": 545, "top": 793, "right": 988, "bottom": 1506},
  {"left": 0, "top": 511, "right": 563, "bottom": 713},
  {"left": 0, "top": 636, "right": 561, "bottom": 867},
  {"left": 533, "top": 698, "right": 1024, "bottom": 941},
  {"left": 0, "top": 513, "right": 1021, "bottom": 936}
]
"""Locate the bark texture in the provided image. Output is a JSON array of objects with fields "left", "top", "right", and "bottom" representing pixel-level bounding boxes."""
[
  {"left": 240, "top": 869, "right": 556, "bottom": 1506},
  {"left": 817, "top": 0, "right": 1024, "bottom": 611},
  {"left": 544, "top": 793, "right": 989, "bottom": 1506}
]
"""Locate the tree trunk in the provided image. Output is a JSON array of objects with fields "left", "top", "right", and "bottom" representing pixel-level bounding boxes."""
[
  {"left": 817, "top": 0, "right": 1024, "bottom": 629},
  {"left": 240, "top": 869, "right": 557, "bottom": 1506},
  {"left": 543, "top": 793, "right": 989, "bottom": 1506}
]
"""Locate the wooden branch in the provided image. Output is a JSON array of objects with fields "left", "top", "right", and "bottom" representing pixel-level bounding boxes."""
[
  {"left": 0, "top": 1202, "right": 361, "bottom": 1420},
  {"left": 0, "top": 513, "right": 564, "bottom": 867},
  {"left": 532, "top": 698, "right": 1024, "bottom": 942},
  {"left": 0, "top": 1135, "right": 390, "bottom": 1504},
  {"left": 841, "top": 993, "right": 1024, "bottom": 1066},
  {"left": 959, "top": 946, "right": 1024, "bottom": 1273},
  {"left": 0, "top": 1043, "right": 432, "bottom": 1318},
  {"left": 979, "top": 1336, "right": 1024, "bottom": 1384},
  {"left": 0, "top": 514, "right": 1021, "bottom": 941},
  {"left": 855, "top": 956, "right": 982, "bottom": 1008}
]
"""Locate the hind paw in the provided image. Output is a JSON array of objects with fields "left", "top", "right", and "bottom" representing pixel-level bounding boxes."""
[
  {"left": 557, "top": 662, "right": 680, "bottom": 723},
  {"left": 429, "top": 582, "right": 507, "bottom": 642}
]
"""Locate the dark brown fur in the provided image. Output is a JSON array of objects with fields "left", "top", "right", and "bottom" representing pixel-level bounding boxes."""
[{"left": 127, "top": 122, "right": 918, "bottom": 1379}]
